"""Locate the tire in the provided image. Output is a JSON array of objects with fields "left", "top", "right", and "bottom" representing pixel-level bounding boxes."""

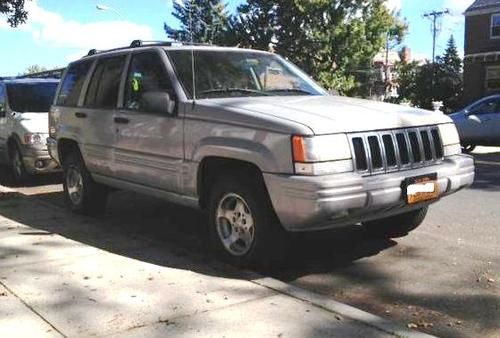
[
  {"left": 207, "top": 173, "right": 288, "bottom": 267},
  {"left": 9, "top": 143, "right": 28, "bottom": 184},
  {"left": 363, "top": 207, "right": 428, "bottom": 239},
  {"left": 62, "top": 150, "right": 108, "bottom": 216},
  {"left": 462, "top": 144, "right": 476, "bottom": 154}
]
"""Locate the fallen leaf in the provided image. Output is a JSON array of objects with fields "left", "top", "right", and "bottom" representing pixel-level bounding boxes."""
[
  {"left": 0, "top": 292, "right": 7, "bottom": 297},
  {"left": 487, "top": 278, "right": 495, "bottom": 283},
  {"left": 335, "top": 315, "right": 342, "bottom": 321},
  {"left": 407, "top": 323, "right": 418, "bottom": 329}
]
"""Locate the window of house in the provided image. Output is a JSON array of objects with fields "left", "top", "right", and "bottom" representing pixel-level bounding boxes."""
[
  {"left": 486, "top": 66, "right": 500, "bottom": 92},
  {"left": 492, "top": 13, "right": 500, "bottom": 38}
]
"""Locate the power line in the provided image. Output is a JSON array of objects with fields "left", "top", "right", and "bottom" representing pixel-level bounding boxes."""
[{"left": 424, "top": 9, "right": 450, "bottom": 63}]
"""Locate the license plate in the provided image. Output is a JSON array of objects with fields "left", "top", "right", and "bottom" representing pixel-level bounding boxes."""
[{"left": 404, "top": 174, "right": 439, "bottom": 205}]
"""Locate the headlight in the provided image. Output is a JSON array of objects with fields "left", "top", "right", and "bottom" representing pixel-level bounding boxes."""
[
  {"left": 438, "top": 123, "right": 460, "bottom": 146},
  {"left": 24, "top": 133, "right": 47, "bottom": 145},
  {"left": 292, "top": 134, "right": 353, "bottom": 175},
  {"left": 438, "top": 123, "right": 461, "bottom": 156}
]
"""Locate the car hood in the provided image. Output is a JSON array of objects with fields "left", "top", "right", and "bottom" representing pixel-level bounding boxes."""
[
  {"left": 14, "top": 112, "right": 49, "bottom": 134},
  {"left": 200, "top": 95, "right": 452, "bottom": 135}
]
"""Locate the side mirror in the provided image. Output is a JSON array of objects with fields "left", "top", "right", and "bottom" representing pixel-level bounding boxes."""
[{"left": 142, "top": 92, "right": 175, "bottom": 115}]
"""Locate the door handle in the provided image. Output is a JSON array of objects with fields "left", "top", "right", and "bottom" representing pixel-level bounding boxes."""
[
  {"left": 114, "top": 117, "right": 129, "bottom": 124},
  {"left": 75, "top": 112, "right": 87, "bottom": 118}
]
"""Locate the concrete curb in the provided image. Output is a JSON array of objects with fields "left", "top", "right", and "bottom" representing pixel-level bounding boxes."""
[
  {"left": 252, "top": 277, "right": 434, "bottom": 338},
  {"left": 1, "top": 184, "right": 435, "bottom": 338}
]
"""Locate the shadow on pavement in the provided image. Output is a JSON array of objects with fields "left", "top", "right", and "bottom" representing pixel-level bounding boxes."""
[
  {"left": 0, "top": 165, "right": 62, "bottom": 188},
  {"left": 0, "top": 188, "right": 395, "bottom": 280},
  {"left": 469, "top": 152, "right": 500, "bottom": 192}
]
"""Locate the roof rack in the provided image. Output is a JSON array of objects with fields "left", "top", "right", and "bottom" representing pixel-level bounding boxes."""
[
  {"left": 83, "top": 40, "right": 214, "bottom": 58},
  {"left": 0, "top": 68, "right": 65, "bottom": 81}
]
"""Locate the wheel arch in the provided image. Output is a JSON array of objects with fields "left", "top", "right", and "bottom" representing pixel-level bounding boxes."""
[{"left": 197, "top": 156, "right": 267, "bottom": 209}]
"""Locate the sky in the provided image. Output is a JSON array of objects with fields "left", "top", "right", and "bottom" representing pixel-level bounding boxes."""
[{"left": 0, "top": 0, "right": 474, "bottom": 76}]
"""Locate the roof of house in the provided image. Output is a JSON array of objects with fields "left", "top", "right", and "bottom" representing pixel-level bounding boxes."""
[{"left": 466, "top": 0, "right": 500, "bottom": 12}]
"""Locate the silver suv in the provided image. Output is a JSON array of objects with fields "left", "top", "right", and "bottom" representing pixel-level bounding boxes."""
[{"left": 48, "top": 41, "right": 474, "bottom": 265}]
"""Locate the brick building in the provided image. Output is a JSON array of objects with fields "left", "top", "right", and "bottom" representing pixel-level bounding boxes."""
[{"left": 463, "top": 0, "right": 500, "bottom": 104}]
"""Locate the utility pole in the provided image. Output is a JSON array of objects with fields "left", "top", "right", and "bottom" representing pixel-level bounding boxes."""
[{"left": 424, "top": 9, "right": 450, "bottom": 63}]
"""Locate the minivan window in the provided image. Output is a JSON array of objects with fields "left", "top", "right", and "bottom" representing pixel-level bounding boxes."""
[
  {"left": 57, "top": 61, "right": 92, "bottom": 106},
  {"left": 6, "top": 82, "right": 58, "bottom": 113},
  {"left": 85, "top": 56, "right": 125, "bottom": 109},
  {"left": 124, "top": 52, "right": 172, "bottom": 112}
]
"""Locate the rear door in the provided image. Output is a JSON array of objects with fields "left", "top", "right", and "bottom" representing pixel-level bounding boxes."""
[
  {"left": 112, "top": 50, "right": 184, "bottom": 193},
  {"left": 79, "top": 55, "right": 127, "bottom": 176}
]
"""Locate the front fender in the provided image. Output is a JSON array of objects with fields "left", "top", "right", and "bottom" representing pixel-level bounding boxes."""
[{"left": 191, "top": 137, "right": 281, "bottom": 173}]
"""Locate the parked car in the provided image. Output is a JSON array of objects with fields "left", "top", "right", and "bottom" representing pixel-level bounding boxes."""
[
  {"left": 450, "top": 95, "right": 500, "bottom": 153},
  {"left": 0, "top": 77, "right": 60, "bottom": 182},
  {"left": 48, "top": 41, "right": 474, "bottom": 265}
]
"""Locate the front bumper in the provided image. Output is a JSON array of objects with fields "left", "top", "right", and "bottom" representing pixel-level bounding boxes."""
[
  {"left": 264, "top": 154, "right": 474, "bottom": 232},
  {"left": 20, "top": 144, "right": 60, "bottom": 174}
]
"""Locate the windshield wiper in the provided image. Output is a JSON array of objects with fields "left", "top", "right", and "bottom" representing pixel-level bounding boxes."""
[
  {"left": 266, "top": 88, "right": 315, "bottom": 95},
  {"left": 198, "top": 88, "right": 269, "bottom": 97}
]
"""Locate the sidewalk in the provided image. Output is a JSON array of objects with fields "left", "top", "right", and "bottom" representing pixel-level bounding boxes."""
[{"left": 0, "top": 186, "right": 432, "bottom": 338}]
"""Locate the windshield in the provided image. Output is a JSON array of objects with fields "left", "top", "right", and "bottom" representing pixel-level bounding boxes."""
[
  {"left": 167, "top": 50, "right": 326, "bottom": 99},
  {"left": 6, "top": 82, "right": 58, "bottom": 113}
]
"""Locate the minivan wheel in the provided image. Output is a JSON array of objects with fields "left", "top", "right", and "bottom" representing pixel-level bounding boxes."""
[
  {"left": 363, "top": 207, "right": 428, "bottom": 239},
  {"left": 10, "top": 143, "right": 28, "bottom": 184},
  {"left": 63, "top": 151, "right": 108, "bottom": 215},
  {"left": 462, "top": 144, "right": 476, "bottom": 154},
  {"left": 207, "top": 174, "right": 288, "bottom": 267}
]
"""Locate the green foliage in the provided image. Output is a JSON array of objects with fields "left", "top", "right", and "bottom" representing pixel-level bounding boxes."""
[
  {"left": 394, "top": 35, "right": 463, "bottom": 113},
  {"left": 24, "top": 65, "right": 48, "bottom": 75},
  {"left": 164, "top": 1, "right": 406, "bottom": 94},
  {"left": 229, "top": 0, "right": 406, "bottom": 95},
  {"left": 0, "top": 0, "right": 27, "bottom": 27},
  {"left": 164, "top": 0, "right": 231, "bottom": 44}
]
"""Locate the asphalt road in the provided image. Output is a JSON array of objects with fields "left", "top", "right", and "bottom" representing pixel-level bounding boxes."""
[{"left": 1, "top": 148, "right": 498, "bottom": 338}]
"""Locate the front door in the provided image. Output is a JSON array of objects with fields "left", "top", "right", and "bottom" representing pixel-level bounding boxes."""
[{"left": 112, "top": 50, "right": 184, "bottom": 193}]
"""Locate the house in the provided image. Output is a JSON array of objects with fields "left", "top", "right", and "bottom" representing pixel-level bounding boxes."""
[{"left": 463, "top": 0, "right": 500, "bottom": 104}]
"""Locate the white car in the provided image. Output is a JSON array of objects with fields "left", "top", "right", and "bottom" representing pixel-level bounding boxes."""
[
  {"left": 450, "top": 95, "right": 500, "bottom": 153},
  {"left": 0, "top": 77, "right": 60, "bottom": 182}
]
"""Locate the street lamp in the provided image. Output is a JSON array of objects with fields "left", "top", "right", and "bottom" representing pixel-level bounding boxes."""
[{"left": 96, "top": 4, "right": 124, "bottom": 19}]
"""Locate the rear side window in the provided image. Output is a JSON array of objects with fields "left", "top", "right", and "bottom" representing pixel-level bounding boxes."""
[
  {"left": 85, "top": 56, "right": 126, "bottom": 109},
  {"left": 57, "top": 61, "right": 92, "bottom": 106}
]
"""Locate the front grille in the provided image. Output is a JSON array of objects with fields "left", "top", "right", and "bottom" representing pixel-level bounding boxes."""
[{"left": 349, "top": 126, "right": 444, "bottom": 175}]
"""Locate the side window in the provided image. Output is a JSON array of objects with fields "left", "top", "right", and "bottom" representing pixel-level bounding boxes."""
[
  {"left": 473, "top": 99, "right": 497, "bottom": 115},
  {"left": 124, "top": 52, "right": 173, "bottom": 112},
  {"left": 85, "top": 56, "right": 126, "bottom": 109},
  {"left": 57, "top": 61, "right": 92, "bottom": 106}
]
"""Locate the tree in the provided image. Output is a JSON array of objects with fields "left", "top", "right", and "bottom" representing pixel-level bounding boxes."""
[
  {"left": 440, "top": 35, "right": 461, "bottom": 74},
  {"left": 393, "top": 36, "right": 463, "bottom": 112},
  {"left": 228, "top": 0, "right": 406, "bottom": 95},
  {"left": 1, "top": 0, "right": 28, "bottom": 27},
  {"left": 164, "top": 0, "right": 231, "bottom": 44},
  {"left": 24, "top": 65, "right": 48, "bottom": 75}
]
